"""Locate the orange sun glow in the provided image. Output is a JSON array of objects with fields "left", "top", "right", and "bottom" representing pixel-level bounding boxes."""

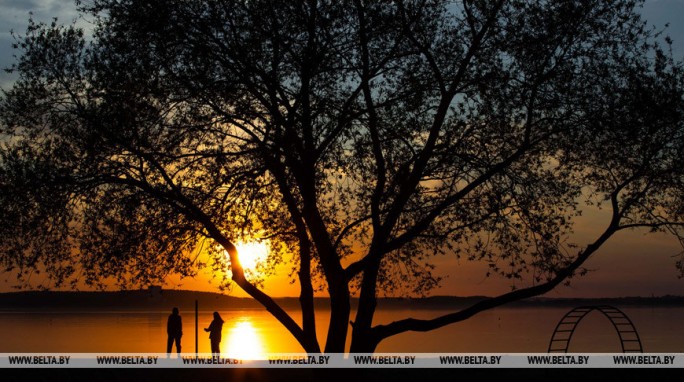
[{"left": 233, "top": 241, "right": 269, "bottom": 270}]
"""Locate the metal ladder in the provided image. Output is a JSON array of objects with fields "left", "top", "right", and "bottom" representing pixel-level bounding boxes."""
[{"left": 548, "top": 305, "right": 643, "bottom": 353}]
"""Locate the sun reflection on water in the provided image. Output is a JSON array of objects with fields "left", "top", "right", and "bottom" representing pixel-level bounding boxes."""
[{"left": 223, "top": 319, "right": 265, "bottom": 360}]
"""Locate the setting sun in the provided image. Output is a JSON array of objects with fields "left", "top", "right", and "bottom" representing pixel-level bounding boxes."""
[{"left": 233, "top": 241, "right": 269, "bottom": 270}]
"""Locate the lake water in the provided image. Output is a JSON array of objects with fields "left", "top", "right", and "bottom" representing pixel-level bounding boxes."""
[{"left": 1, "top": 306, "right": 683, "bottom": 355}]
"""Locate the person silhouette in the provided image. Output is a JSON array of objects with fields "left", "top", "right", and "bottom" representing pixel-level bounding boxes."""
[
  {"left": 204, "top": 311, "right": 224, "bottom": 357},
  {"left": 166, "top": 307, "right": 182, "bottom": 356}
]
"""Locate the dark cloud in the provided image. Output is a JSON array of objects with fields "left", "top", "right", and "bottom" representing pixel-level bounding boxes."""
[
  {"left": 642, "top": 0, "right": 684, "bottom": 57},
  {"left": 0, "top": 0, "right": 41, "bottom": 12},
  {"left": 0, "top": 0, "right": 80, "bottom": 89}
]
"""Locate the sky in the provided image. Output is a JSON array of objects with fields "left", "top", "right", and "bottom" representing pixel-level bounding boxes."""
[{"left": 0, "top": 0, "right": 683, "bottom": 298}]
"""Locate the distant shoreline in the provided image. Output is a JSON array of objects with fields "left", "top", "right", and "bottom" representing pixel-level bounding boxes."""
[{"left": 1, "top": 290, "right": 683, "bottom": 311}]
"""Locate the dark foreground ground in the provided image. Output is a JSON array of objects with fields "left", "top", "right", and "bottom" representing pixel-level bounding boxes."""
[{"left": 1, "top": 368, "right": 675, "bottom": 382}]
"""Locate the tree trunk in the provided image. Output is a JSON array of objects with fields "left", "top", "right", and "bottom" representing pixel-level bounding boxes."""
[
  {"left": 324, "top": 279, "right": 351, "bottom": 353},
  {"left": 298, "top": 233, "right": 320, "bottom": 352},
  {"left": 349, "top": 255, "right": 381, "bottom": 353}
]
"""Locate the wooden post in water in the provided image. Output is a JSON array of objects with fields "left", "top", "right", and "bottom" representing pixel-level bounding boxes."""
[{"left": 195, "top": 299, "right": 198, "bottom": 356}]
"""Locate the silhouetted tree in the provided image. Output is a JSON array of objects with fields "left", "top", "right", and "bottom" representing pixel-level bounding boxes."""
[{"left": 1, "top": 0, "right": 683, "bottom": 353}]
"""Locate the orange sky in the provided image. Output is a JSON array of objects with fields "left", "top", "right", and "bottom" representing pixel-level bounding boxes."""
[
  {"left": 157, "top": 207, "right": 683, "bottom": 299},
  {"left": 1, "top": 201, "right": 682, "bottom": 298}
]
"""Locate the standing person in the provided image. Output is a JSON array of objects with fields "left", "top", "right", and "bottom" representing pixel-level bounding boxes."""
[
  {"left": 204, "top": 311, "right": 224, "bottom": 357},
  {"left": 166, "top": 307, "right": 183, "bottom": 356}
]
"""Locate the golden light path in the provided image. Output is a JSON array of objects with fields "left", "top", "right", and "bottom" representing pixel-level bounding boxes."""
[
  {"left": 223, "top": 319, "right": 266, "bottom": 359},
  {"left": 233, "top": 241, "right": 269, "bottom": 271}
]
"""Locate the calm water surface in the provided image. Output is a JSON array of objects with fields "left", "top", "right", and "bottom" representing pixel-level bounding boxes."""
[{"left": 1, "top": 307, "right": 682, "bottom": 355}]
